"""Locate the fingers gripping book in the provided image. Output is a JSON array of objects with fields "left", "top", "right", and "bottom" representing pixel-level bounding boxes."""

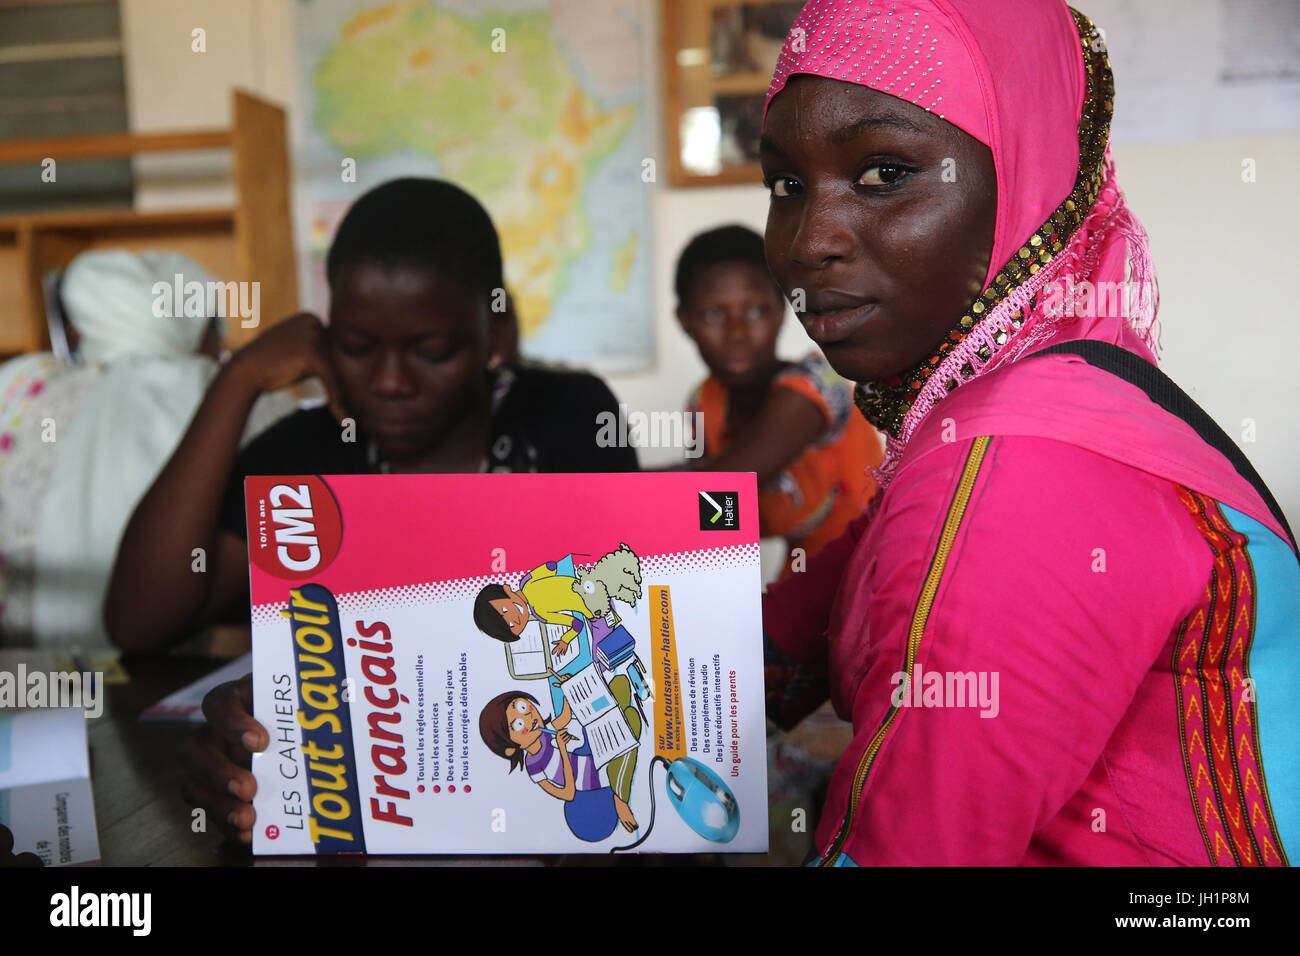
[{"left": 244, "top": 473, "right": 766, "bottom": 854}]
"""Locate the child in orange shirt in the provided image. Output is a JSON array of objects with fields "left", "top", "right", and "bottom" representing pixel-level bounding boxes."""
[{"left": 676, "top": 225, "right": 881, "bottom": 577}]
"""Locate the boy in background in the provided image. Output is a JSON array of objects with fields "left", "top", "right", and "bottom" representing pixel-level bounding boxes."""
[{"left": 676, "top": 224, "right": 880, "bottom": 578}]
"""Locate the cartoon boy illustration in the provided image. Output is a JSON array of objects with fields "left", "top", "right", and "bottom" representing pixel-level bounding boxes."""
[
  {"left": 476, "top": 547, "right": 652, "bottom": 705},
  {"left": 473, "top": 555, "right": 598, "bottom": 657},
  {"left": 479, "top": 688, "right": 641, "bottom": 839}
]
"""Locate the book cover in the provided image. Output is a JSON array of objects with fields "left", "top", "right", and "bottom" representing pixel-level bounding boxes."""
[
  {"left": 0, "top": 707, "right": 100, "bottom": 866},
  {"left": 245, "top": 473, "right": 766, "bottom": 855}
]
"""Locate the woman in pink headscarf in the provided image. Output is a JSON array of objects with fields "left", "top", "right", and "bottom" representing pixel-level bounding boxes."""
[{"left": 760, "top": 0, "right": 1299, "bottom": 865}]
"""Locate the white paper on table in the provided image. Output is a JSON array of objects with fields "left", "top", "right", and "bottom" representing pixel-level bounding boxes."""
[
  {"left": 0, "top": 708, "right": 89, "bottom": 789},
  {"left": 0, "top": 777, "right": 99, "bottom": 866},
  {"left": 139, "top": 653, "right": 252, "bottom": 723},
  {"left": 0, "top": 707, "right": 100, "bottom": 865}
]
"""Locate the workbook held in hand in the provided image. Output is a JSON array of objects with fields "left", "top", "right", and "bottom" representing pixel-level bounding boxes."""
[{"left": 244, "top": 473, "right": 766, "bottom": 855}]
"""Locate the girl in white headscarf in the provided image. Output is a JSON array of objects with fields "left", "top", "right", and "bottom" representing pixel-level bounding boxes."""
[{"left": 0, "top": 249, "right": 290, "bottom": 647}]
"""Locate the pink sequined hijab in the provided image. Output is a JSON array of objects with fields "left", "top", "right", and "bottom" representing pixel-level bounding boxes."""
[{"left": 763, "top": 0, "right": 1159, "bottom": 482}]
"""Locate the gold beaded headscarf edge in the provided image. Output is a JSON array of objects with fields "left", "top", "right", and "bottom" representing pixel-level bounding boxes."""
[{"left": 853, "top": 8, "right": 1114, "bottom": 439}]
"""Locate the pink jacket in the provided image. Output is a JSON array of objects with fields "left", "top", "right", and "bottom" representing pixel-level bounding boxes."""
[{"left": 764, "top": 342, "right": 1298, "bottom": 866}]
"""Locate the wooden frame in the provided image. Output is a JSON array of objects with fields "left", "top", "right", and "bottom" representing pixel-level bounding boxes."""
[
  {"left": 0, "top": 89, "right": 297, "bottom": 355},
  {"left": 660, "top": 0, "right": 803, "bottom": 188}
]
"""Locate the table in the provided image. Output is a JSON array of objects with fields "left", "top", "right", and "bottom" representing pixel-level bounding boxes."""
[{"left": 91, "top": 654, "right": 252, "bottom": 866}]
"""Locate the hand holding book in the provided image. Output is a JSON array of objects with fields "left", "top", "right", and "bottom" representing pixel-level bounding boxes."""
[{"left": 178, "top": 675, "right": 264, "bottom": 846}]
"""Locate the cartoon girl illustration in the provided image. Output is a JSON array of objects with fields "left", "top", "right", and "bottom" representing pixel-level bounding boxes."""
[{"left": 479, "top": 689, "right": 639, "bottom": 840}]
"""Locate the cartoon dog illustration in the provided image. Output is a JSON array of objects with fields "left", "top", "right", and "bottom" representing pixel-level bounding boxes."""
[{"left": 573, "top": 543, "right": 642, "bottom": 618}]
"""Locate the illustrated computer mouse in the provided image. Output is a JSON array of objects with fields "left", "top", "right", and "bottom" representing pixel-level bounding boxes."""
[{"left": 664, "top": 756, "right": 740, "bottom": 843}]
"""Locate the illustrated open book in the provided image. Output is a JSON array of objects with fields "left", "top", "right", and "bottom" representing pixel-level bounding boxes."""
[
  {"left": 505, "top": 620, "right": 581, "bottom": 679},
  {"left": 244, "top": 473, "right": 765, "bottom": 855},
  {"left": 560, "top": 662, "right": 637, "bottom": 768}
]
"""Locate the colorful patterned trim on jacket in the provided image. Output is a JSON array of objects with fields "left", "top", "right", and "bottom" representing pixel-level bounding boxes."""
[{"left": 1173, "top": 488, "right": 1293, "bottom": 866}]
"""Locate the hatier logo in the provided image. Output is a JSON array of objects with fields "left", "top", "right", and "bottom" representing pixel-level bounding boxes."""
[
  {"left": 698, "top": 491, "right": 739, "bottom": 531},
  {"left": 245, "top": 475, "right": 343, "bottom": 580}
]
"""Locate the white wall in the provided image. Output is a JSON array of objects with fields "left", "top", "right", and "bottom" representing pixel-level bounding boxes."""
[
  {"left": 1113, "top": 133, "right": 1300, "bottom": 528},
  {"left": 120, "top": 0, "right": 1300, "bottom": 526},
  {"left": 119, "top": 0, "right": 296, "bottom": 209}
]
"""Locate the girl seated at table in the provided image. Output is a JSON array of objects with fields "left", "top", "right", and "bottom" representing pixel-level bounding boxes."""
[
  {"left": 167, "top": 178, "right": 636, "bottom": 844},
  {"left": 106, "top": 177, "right": 636, "bottom": 653}
]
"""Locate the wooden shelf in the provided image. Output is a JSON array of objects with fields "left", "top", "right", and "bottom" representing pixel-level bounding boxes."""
[
  {"left": 0, "top": 206, "right": 235, "bottom": 233},
  {"left": 708, "top": 70, "right": 774, "bottom": 96},
  {"left": 0, "top": 129, "right": 232, "bottom": 164},
  {"left": 0, "top": 90, "right": 297, "bottom": 357},
  {"left": 663, "top": 1, "right": 763, "bottom": 188}
]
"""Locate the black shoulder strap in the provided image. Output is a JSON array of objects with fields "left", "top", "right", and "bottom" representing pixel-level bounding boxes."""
[{"left": 1029, "top": 340, "right": 1296, "bottom": 551}]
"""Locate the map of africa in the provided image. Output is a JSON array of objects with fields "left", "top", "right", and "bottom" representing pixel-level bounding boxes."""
[{"left": 295, "top": 0, "right": 654, "bottom": 368}]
